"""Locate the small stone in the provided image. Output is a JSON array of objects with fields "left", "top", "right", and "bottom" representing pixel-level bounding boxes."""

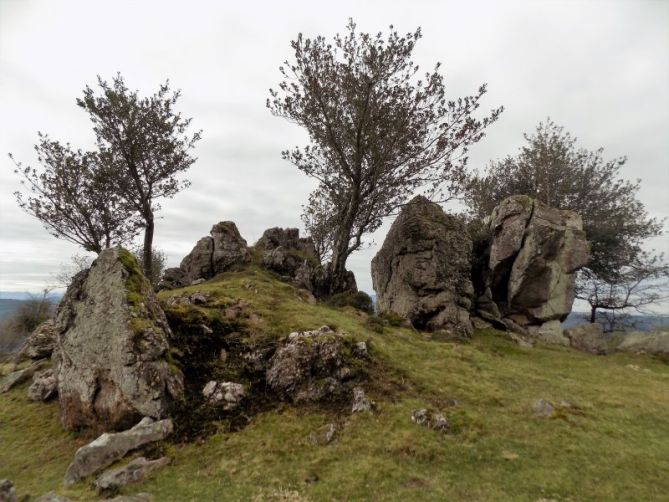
[
  {"left": 309, "top": 423, "right": 337, "bottom": 446},
  {"left": 200, "top": 324, "right": 213, "bottom": 335},
  {"left": 94, "top": 456, "right": 170, "bottom": 496},
  {"left": 532, "top": 399, "right": 554, "bottom": 418},
  {"left": 432, "top": 413, "right": 449, "bottom": 433},
  {"left": 202, "top": 381, "right": 245, "bottom": 410},
  {"left": 0, "top": 480, "right": 17, "bottom": 502},
  {"left": 0, "top": 361, "right": 45, "bottom": 394},
  {"left": 190, "top": 292, "right": 207, "bottom": 305},
  {"left": 318, "top": 325, "right": 331, "bottom": 334},
  {"left": 411, "top": 408, "right": 430, "bottom": 426},
  {"left": 27, "top": 368, "right": 57, "bottom": 401},
  {"left": 353, "top": 341, "right": 369, "bottom": 358},
  {"left": 219, "top": 349, "right": 228, "bottom": 363},
  {"left": 351, "top": 387, "right": 373, "bottom": 413},
  {"left": 107, "top": 494, "right": 151, "bottom": 502},
  {"left": 502, "top": 450, "right": 519, "bottom": 461}
]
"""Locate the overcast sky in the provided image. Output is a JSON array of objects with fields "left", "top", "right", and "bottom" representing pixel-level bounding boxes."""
[{"left": 1, "top": 0, "right": 667, "bottom": 303}]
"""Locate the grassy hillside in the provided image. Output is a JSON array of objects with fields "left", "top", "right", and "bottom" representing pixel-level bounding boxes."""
[{"left": 1, "top": 267, "right": 668, "bottom": 501}]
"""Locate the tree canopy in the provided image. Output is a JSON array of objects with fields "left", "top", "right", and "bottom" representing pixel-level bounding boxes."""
[
  {"left": 269, "top": 20, "right": 502, "bottom": 292},
  {"left": 77, "top": 74, "right": 201, "bottom": 276},
  {"left": 12, "top": 134, "right": 139, "bottom": 253}
]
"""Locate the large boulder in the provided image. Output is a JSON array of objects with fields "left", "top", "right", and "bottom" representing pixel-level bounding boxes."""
[
  {"left": 480, "top": 195, "right": 589, "bottom": 331},
  {"left": 564, "top": 323, "right": 611, "bottom": 355},
  {"left": 64, "top": 417, "right": 173, "bottom": 486},
  {"left": 160, "top": 222, "right": 250, "bottom": 289},
  {"left": 53, "top": 247, "right": 183, "bottom": 431},
  {"left": 371, "top": 196, "right": 474, "bottom": 335},
  {"left": 617, "top": 331, "right": 669, "bottom": 358}
]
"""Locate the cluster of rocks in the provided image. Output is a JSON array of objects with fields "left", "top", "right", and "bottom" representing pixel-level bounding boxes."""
[
  {"left": 159, "top": 224, "right": 356, "bottom": 297},
  {"left": 371, "top": 194, "right": 591, "bottom": 343}
]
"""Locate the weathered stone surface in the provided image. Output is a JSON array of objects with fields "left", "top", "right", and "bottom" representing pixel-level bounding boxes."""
[
  {"left": 532, "top": 399, "right": 554, "bottom": 418},
  {"left": 411, "top": 409, "right": 449, "bottom": 433},
  {"left": 266, "top": 326, "right": 364, "bottom": 403},
  {"left": 527, "top": 320, "right": 570, "bottom": 346},
  {"left": 0, "top": 360, "right": 45, "bottom": 393},
  {"left": 0, "top": 480, "right": 16, "bottom": 502},
  {"left": 481, "top": 196, "right": 589, "bottom": 330},
  {"left": 617, "top": 332, "right": 669, "bottom": 358},
  {"left": 202, "top": 381, "right": 245, "bottom": 410},
  {"left": 52, "top": 247, "right": 183, "bottom": 431},
  {"left": 160, "top": 222, "right": 249, "bottom": 290},
  {"left": 564, "top": 323, "right": 610, "bottom": 355},
  {"left": 94, "top": 456, "right": 170, "bottom": 496},
  {"left": 351, "top": 386, "right": 373, "bottom": 413},
  {"left": 63, "top": 417, "right": 173, "bottom": 486},
  {"left": 256, "top": 227, "right": 318, "bottom": 278},
  {"left": 371, "top": 196, "right": 474, "bottom": 336},
  {"left": 14, "top": 320, "right": 58, "bottom": 362},
  {"left": 27, "top": 368, "right": 57, "bottom": 401}
]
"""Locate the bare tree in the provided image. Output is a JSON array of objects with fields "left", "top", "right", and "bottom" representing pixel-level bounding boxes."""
[
  {"left": 577, "top": 252, "right": 669, "bottom": 331},
  {"left": 77, "top": 74, "right": 201, "bottom": 277},
  {"left": 269, "top": 20, "right": 502, "bottom": 293},
  {"left": 52, "top": 253, "right": 95, "bottom": 288},
  {"left": 12, "top": 135, "right": 139, "bottom": 253}
]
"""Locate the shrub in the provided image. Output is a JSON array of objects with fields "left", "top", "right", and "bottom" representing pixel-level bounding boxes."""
[{"left": 327, "top": 291, "right": 374, "bottom": 314}]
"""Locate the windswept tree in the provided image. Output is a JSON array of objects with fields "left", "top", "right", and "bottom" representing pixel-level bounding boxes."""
[
  {"left": 268, "top": 20, "right": 502, "bottom": 293},
  {"left": 77, "top": 74, "right": 201, "bottom": 277},
  {"left": 12, "top": 134, "right": 140, "bottom": 253},
  {"left": 578, "top": 252, "right": 669, "bottom": 331},
  {"left": 464, "top": 119, "right": 666, "bottom": 327}
]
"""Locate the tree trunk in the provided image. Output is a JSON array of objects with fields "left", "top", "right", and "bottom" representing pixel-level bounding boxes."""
[
  {"left": 142, "top": 215, "right": 154, "bottom": 279},
  {"left": 589, "top": 304, "right": 597, "bottom": 323},
  {"left": 328, "top": 227, "right": 354, "bottom": 295}
]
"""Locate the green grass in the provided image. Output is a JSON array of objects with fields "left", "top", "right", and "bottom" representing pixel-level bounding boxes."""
[{"left": 1, "top": 267, "right": 668, "bottom": 501}]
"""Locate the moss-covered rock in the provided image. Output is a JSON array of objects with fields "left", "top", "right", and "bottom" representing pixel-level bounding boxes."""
[{"left": 52, "top": 247, "right": 183, "bottom": 432}]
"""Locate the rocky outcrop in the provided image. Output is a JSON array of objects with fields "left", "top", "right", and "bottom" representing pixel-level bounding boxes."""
[
  {"left": 371, "top": 196, "right": 474, "bottom": 336},
  {"left": 53, "top": 247, "right": 183, "bottom": 431},
  {"left": 14, "top": 320, "right": 57, "bottom": 362},
  {"left": 64, "top": 417, "right": 173, "bottom": 486},
  {"left": 478, "top": 196, "right": 589, "bottom": 334},
  {"left": 94, "top": 456, "right": 170, "bottom": 496},
  {"left": 256, "top": 227, "right": 318, "bottom": 275},
  {"left": 266, "top": 326, "right": 365, "bottom": 403},
  {"left": 160, "top": 222, "right": 250, "bottom": 289},
  {"left": 27, "top": 368, "right": 57, "bottom": 401},
  {"left": 202, "top": 381, "right": 245, "bottom": 409},
  {"left": 564, "top": 323, "right": 610, "bottom": 355}
]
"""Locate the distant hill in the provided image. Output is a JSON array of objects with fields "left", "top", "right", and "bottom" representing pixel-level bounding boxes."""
[
  {"left": 0, "top": 299, "right": 26, "bottom": 321},
  {"left": 563, "top": 311, "right": 669, "bottom": 332}
]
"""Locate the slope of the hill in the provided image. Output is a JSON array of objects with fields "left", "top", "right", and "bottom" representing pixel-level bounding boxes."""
[{"left": 1, "top": 267, "right": 668, "bottom": 501}]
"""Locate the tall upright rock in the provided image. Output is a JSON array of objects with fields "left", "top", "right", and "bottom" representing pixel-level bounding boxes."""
[
  {"left": 371, "top": 196, "right": 474, "bottom": 336},
  {"left": 53, "top": 247, "right": 183, "bottom": 431},
  {"left": 478, "top": 195, "right": 589, "bottom": 332}
]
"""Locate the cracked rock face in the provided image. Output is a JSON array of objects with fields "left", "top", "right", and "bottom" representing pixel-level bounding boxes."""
[
  {"left": 481, "top": 195, "right": 589, "bottom": 329},
  {"left": 202, "top": 381, "right": 245, "bottom": 410},
  {"left": 53, "top": 247, "right": 183, "bottom": 432},
  {"left": 371, "top": 196, "right": 474, "bottom": 336},
  {"left": 159, "top": 222, "right": 249, "bottom": 289}
]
